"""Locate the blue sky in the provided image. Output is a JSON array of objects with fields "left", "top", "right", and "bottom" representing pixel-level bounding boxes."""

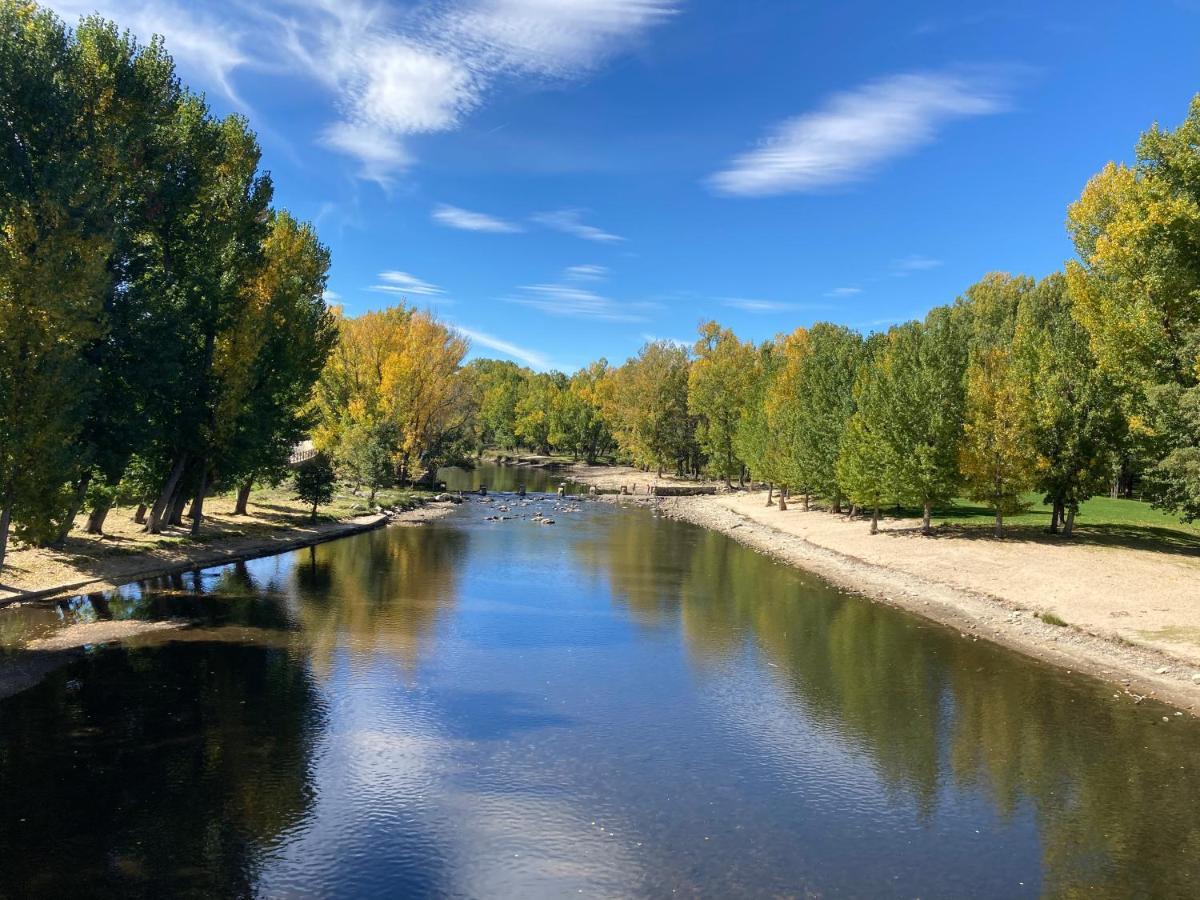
[{"left": 47, "top": 0, "right": 1200, "bottom": 371}]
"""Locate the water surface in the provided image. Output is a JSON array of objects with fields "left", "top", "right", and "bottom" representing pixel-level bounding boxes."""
[{"left": 0, "top": 467, "right": 1197, "bottom": 898}]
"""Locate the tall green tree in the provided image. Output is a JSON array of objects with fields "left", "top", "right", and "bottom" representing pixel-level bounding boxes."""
[
  {"left": 837, "top": 333, "right": 892, "bottom": 532},
  {"left": 0, "top": 2, "right": 110, "bottom": 564},
  {"left": 1011, "top": 274, "right": 1125, "bottom": 534},
  {"left": 788, "top": 323, "right": 864, "bottom": 510},
  {"left": 603, "top": 341, "right": 695, "bottom": 477},
  {"left": 735, "top": 340, "right": 786, "bottom": 504},
  {"left": 689, "top": 321, "right": 754, "bottom": 486},
  {"left": 1067, "top": 95, "right": 1200, "bottom": 520}
]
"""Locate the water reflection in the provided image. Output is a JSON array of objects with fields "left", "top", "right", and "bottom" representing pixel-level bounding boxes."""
[
  {"left": 0, "top": 496, "right": 1197, "bottom": 896},
  {"left": 291, "top": 524, "right": 467, "bottom": 676},
  {"left": 0, "top": 641, "right": 320, "bottom": 896}
]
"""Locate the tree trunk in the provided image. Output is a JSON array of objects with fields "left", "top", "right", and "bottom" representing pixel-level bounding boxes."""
[
  {"left": 53, "top": 471, "right": 92, "bottom": 547},
  {"left": 1063, "top": 505, "right": 1076, "bottom": 537},
  {"left": 134, "top": 504, "right": 148, "bottom": 525},
  {"left": 311, "top": 500, "right": 318, "bottom": 522},
  {"left": 86, "top": 499, "right": 112, "bottom": 535},
  {"left": 0, "top": 506, "right": 10, "bottom": 571},
  {"left": 189, "top": 468, "right": 209, "bottom": 536},
  {"left": 803, "top": 492, "right": 810, "bottom": 512},
  {"left": 994, "top": 509, "right": 1003, "bottom": 539},
  {"left": 169, "top": 486, "right": 189, "bottom": 528},
  {"left": 1049, "top": 498, "right": 1062, "bottom": 535},
  {"left": 832, "top": 497, "right": 842, "bottom": 514},
  {"left": 922, "top": 501, "right": 932, "bottom": 535},
  {"left": 766, "top": 483, "right": 774, "bottom": 507},
  {"left": 779, "top": 486, "right": 788, "bottom": 511},
  {"left": 870, "top": 505, "right": 879, "bottom": 535},
  {"left": 147, "top": 454, "right": 187, "bottom": 533},
  {"left": 233, "top": 480, "right": 253, "bottom": 516}
]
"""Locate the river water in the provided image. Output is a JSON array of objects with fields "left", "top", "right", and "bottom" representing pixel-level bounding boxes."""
[{"left": 0, "top": 464, "right": 1197, "bottom": 898}]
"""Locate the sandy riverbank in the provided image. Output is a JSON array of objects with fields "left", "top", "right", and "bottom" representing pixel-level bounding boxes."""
[
  {"left": 564, "top": 463, "right": 1200, "bottom": 711},
  {"left": 0, "top": 494, "right": 459, "bottom": 608}
]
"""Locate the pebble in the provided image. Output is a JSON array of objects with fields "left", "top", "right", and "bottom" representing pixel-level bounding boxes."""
[
  {"left": 1157, "top": 667, "right": 1170, "bottom": 675},
  {"left": 1193, "top": 674, "right": 1200, "bottom": 684}
]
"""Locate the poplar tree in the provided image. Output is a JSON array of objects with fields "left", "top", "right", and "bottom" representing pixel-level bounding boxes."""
[
  {"left": 1011, "top": 274, "right": 1125, "bottom": 535},
  {"left": 0, "top": 2, "right": 109, "bottom": 564},
  {"left": 788, "top": 323, "right": 863, "bottom": 510},
  {"left": 688, "top": 321, "right": 754, "bottom": 486},
  {"left": 836, "top": 334, "right": 892, "bottom": 532},
  {"left": 1067, "top": 95, "right": 1200, "bottom": 519}
]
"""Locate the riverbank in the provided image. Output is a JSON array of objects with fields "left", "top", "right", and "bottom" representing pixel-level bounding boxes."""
[
  {"left": 563, "top": 463, "right": 1200, "bottom": 711},
  {"left": 0, "top": 488, "right": 459, "bottom": 608}
]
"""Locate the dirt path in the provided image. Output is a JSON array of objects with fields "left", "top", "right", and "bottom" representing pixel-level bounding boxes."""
[{"left": 565, "top": 465, "right": 1200, "bottom": 711}]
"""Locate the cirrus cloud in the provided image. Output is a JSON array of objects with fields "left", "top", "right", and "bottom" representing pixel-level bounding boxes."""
[
  {"left": 433, "top": 203, "right": 524, "bottom": 233},
  {"left": 709, "top": 70, "right": 1011, "bottom": 197}
]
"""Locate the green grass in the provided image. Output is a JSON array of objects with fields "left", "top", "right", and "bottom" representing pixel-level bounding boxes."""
[
  {"left": 875, "top": 492, "right": 1200, "bottom": 555},
  {"left": 1038, "top": 611, "right": 1069, "bottom": 627}
]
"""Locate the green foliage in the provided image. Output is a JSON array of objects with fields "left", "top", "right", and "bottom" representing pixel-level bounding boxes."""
[
  {"left": 1067, "top": 95, "right": 1200, "bottom": 519},
  {"left": 294, "top": 453, "right": 336, "bottom": 520},
  {"left": 688, "top": 321, "right": 754, "bottom": 484},
  {"left": 787, "top": 323, "right": 864, "bottom": 504}
]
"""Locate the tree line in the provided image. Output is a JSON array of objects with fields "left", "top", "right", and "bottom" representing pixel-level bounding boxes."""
[
  {"left": 444, "top": 97, "right": 1200, "bottom": 538},
  {"left": 0, "top": 3, "right": 335, "bottom": 568},
  {"left": 5, "top": 0, "right": 1199, "bottom": 569}
]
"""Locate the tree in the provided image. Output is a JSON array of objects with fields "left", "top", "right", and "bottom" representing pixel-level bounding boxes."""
[
  {"left": 466, "top": 359, "right": 527, "bottom": 451},
  {"left": 1010, "top": 274, "right": 1126, "bottom": 535},
  {"left": 960, "top": 349, "right": 1034, "bottom": 537},
  {"left": 858, "top": 312, "right": 967, "bottom": 534},
  {"left": 764, "top": 329, "right": 810, "bottom": 507},
  {"left": 787, "top": 323, "right": 864, "bottom": 510},
  {"left": 514, "top": 372, "right": 562, "bottom": 454},
  {"left": 294, "top": 453, "right": 335, "bottom": 521},
  {"left": 688, "top": 321, "right": 754, "bottom": 486},
  {"left": 0, "top": 3, "right": 112, "bottom": 565},
  {"left": 313, "top": 305, "right": 471, "bottom": 487},
  {"left": 213, "top": 211, "right": 335, "bottom": 516},
  {"left": 837, "top": 333, "right": 892, "bottom": 532},
  {"left": 560, "top": 360, "right": 613, "bottom": 463},
  {"left": 735, "top": 341, "right": 785, "bottom": 503},
  {"left": 956, "top": 274, "right": 1036, "bottom": 537},
  {"left": 1066, "top": 96, "right": 1200, "bottom": 519},
  {"left": 602, "top": 341, "right": 695, "bottom": 477}
]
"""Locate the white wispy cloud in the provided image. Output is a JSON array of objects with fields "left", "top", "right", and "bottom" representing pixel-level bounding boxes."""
[
  {"left": 722, "top": 298, "right": 794, "bottom": 313},
  {"left": 532, "top": 209, "right": 624, "bottom": 243},
  {"left": 709, "top": 71, "right": 1010, "bottom": 197},
  {"left": 369, "top": 270, "right": 446, "bottom": 298},
  {"left": 432, "top": 203, "right": 524, "bottom": 233},
  {"left": 449, "top": 0, "right": 680, "bottom": 77},
  {"left": 892, "top": 255, "right": 943, "bottom": 275},
  {"left": 826, "top": 286, "right": 863, "bottom": 297},
  {"left": 565, "top": 264, "right": 609, "bottom": 281},
  {"left": 508, "top": 283, "right": 647, "bottom": 321},
  {"left": 454, "top": 325, "right": 555, "bottom": 371},
  {"left": 48, "top": 0, "right": 680, "bottom": 183}
]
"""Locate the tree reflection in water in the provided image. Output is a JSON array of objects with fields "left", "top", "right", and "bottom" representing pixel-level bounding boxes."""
[{"left": 580, "top": 506, "right": 1200, "bottom": 898}]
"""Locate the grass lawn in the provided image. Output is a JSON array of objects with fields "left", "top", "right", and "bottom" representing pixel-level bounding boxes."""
[{"left": 903, "top": 492, "right": 1200, "bottom": 554}]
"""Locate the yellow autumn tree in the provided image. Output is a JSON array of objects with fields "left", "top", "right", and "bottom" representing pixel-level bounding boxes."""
[
  {"left": 959, "top": 348, "right": 1035, "bottom": 537},
  {"left": 313, "top": 304, "right": 470, "bottom": 490}
]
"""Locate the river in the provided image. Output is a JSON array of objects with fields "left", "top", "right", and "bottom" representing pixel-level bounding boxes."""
[{"left": 0, "top": 463, "right": 1196, "bottom": 897}]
